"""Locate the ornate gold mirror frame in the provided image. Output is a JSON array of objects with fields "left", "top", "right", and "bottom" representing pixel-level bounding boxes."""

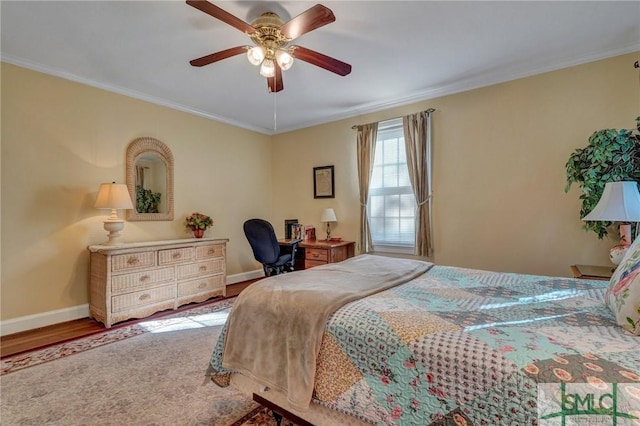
[{"left": 126, "top": 137, "right": 175, "bottom": 221}]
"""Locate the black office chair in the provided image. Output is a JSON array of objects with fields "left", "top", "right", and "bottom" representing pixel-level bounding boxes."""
[{"left": 243, "top": 219, "right": 299, "bottom": 276}]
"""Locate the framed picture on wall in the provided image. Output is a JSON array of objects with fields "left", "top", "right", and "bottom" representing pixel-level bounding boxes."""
[{"left": 313, "top": 165, "right": 335, "bottom": 199}]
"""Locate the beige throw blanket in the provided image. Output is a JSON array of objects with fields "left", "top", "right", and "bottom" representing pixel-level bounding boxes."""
[{"left": 221, "top": 254, "right": 432, "bottom": 411}]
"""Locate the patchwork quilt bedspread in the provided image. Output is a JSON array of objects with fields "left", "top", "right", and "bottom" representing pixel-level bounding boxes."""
[{"left": 210, "top": 265, "right": 640, "bottom": 425}]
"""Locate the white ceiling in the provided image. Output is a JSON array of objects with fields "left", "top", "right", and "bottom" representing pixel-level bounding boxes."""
[{"left": 2, "top": 1, "right": 639, "bottom": 135}]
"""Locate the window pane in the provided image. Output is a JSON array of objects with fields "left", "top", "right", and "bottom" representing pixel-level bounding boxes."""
[
  {"left": 370, "top": 195, "right": 384, "bottom": 217},
  {"left": 383, "top": 164, "right": 398, "bottom": 187},
  {"left": 400, "top": 194, "right": 415, "bottom": 216},
  {"left": 399, "top": 218, "right": 415, "bottom": 242},
  {"left": 398, "top": 140, "right": 407, "bottom": 163},
  {"left": 398, "top": 164, "right": 411, "bottom": 187},
  {"left": 374, "top": 143, "right": 384, "bottom": 166},
  {"left": 368, "top": 120, "right": 416, "bottom": 249},
  {"left": 385, "top": 138, "right": 399, "bottom": 163},
  {"left": 370, "top": 165, "right": 382, "bottom": 189},
  {"left": 385, "top": 194, "right": 400, "bottom": 217},
  {"left": 384, "top": 217, "right": 399, "bottom": 242},
  {"left": 370, "top": 217, "right": 384, "bottom": 241}
]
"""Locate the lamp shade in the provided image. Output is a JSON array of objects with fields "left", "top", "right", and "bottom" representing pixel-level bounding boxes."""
[
  {"left": 582, "top": 181, "right": 640, "bottom": 222},
  {"left": 320, "top": 208, "right": 337, "bottom": 223},
  {"left": 95, "top": 183, "right": 134, "bottom": 210}
]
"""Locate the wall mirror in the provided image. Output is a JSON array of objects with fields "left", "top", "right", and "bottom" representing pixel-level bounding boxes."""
[{"left": 126, "top": 137, "right": 174, "bottom": 221}]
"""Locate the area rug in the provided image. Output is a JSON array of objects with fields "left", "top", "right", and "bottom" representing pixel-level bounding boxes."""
[{"left": 0, "top": 297, "right": 294, "bottom": 425}]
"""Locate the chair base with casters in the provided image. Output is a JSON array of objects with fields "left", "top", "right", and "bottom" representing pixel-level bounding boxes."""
[{"left": 243, "top": 218, "right": 300, "bottom": 277}]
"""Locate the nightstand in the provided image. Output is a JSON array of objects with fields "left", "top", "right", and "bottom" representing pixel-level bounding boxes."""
[
  {"left": 570, "top": 264, "right": 614, "bottom": 281},
  {"left": 301, "top": 240, "right": 355, "bottom": 269},
  {"left": 280, "top": 239, "right": 355, "bottom": 270}
]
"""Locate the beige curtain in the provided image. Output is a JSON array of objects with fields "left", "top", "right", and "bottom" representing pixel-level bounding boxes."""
[
  {"left": 136, "top": 165, "right": 146, "bottom": 189},
  {"left": 403, "top": 111, "right": 433, "bottom": 257},
  {"left": 356, "top": 123, "right": 378, "bottom": 253}
]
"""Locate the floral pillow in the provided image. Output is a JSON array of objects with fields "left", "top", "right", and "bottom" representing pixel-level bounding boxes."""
[{"left": 605, "top": 234, "right": 640, "bottom": 335}]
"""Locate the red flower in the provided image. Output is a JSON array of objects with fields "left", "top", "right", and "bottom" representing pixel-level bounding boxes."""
[{"left": 390, "top": 406, "right": 403, "bottom": 419}]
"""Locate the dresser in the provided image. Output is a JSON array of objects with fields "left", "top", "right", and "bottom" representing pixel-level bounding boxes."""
[
  {"left": 300, "top": 239, "right": 356, "bottom": 269},
  {"left": 88, "top": 238, "right": 228, "bottom": 328}
]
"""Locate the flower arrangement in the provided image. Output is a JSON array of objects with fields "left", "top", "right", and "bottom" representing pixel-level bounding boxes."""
[{"left": 185, "top": 212, "right": 214, "bottom": 231}]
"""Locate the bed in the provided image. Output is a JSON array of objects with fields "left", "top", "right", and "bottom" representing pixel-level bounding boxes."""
[{"left": 209, "top": 253, "right": 640, "bottom": 425}]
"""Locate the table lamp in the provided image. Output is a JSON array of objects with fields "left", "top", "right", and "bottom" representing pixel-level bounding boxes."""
[
  {"left": 95, "top": 182, "right": 134, "bottom": 245},
  {"left": 320, "top": 208, "right": 337, "bottom": 240},
  {"left": 582, "top": 181, "right": 640, "bottom": 264}
]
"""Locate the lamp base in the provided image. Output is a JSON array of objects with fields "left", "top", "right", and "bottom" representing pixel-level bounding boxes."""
[
  {"left": 609, "top": 245, "right": 629, "bottom": 266},
  {"left": 103, "top": 220, "right": 125, "bottom": 245},
  {"left": 610, "top": 223, "right": 633, "bottom": 265}
]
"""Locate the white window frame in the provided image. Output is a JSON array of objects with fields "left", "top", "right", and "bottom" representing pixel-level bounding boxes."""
[{"left": 368, "top": 118, "right": 416, "bottom": 255}]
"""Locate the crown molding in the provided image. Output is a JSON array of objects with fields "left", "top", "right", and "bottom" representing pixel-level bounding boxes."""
[{"left": 4, "top": 42, "right": 639, "bottom": 136}]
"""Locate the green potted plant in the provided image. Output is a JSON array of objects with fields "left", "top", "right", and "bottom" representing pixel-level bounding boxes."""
[
  {"left": 185, "top": 212, "right": 214, "bottom": 238},
  {"left": 565, "top": 117, "right": 640, "bottom": 238},
  {"left": 135, "top": 185, "right": 161, "bottom": 213}
]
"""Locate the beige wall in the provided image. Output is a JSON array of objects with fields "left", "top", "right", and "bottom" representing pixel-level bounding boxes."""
[
  {"left": 2, "top": 52, "right": 638, "bottom": 325},
  {"left": 272, "top": 52, "right": 640, "bottom": 277},
  {"left": 1, "top": 63, "right": 272, "bottom": 321}
]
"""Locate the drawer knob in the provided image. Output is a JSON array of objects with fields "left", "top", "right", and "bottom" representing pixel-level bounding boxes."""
[
  {"left": 197, "top": 282, "right": 207, "bottom": 289},
  {"left": 139, "top": 293, "right": 150, "bottom": 301},
  {"left": 199, "top": 265, "right": 207, "bottom": 272},
  {"left": 208, "top": 249, "right": 215, "bottom": 255},
  {"left": 127, "top": 257, "right": 140, "bottom": 265},
  {"left": 139, "top": 275, "right": 150, "bottom": 282},
  {"left": 172, "top": 252, "right": 182, "bottom": 259}
]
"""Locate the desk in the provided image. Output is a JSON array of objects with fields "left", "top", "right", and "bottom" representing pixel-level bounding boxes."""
[{"left": 279, "top": 239, "right": 356, "bottom": 270}]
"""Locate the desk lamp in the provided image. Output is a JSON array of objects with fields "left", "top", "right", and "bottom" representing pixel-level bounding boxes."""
[{"left": 320, "top": 208, "right": 337, "bottom": 240}]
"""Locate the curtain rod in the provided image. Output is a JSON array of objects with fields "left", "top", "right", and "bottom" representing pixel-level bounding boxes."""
[{"left": 351, "top": 108, "right": 435, "bottom": 130}]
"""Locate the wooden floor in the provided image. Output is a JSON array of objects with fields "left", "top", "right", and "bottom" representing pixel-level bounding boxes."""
[{"left": 0, "top": 280, "right": 255, "bottom": 358}]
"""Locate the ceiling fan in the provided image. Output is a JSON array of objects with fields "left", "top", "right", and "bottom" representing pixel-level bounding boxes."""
[{"left": 186, "top": 1, "right": 352, "bottom": 93}]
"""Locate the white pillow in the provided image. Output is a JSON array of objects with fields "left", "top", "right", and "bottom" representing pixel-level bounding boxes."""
[{"left": 605, "top": 234, "right": 640, "bottom": 335}]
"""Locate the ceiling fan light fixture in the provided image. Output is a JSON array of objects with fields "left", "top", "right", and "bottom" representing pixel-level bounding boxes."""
[
  {"left": 275, "top": 49, "right": 294, "bottom": 71},
  {"left": 187, "top": 2, "right": 351, "bottom": 93},
  {"left": 260, "top": 59, "right": 276, "bottom": 78},
  {"left": 247, "top": 46, "right": 265, "bottom": 66}
]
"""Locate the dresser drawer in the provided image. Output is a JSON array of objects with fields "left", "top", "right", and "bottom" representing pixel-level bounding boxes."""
[
  {"left": 111, "top": 267, "right": 175, "bottom": 294},
  {"left": 158, "top": 247, "right": 194, "bottom": 265},
  {"left": 305, "top": 248, "right": 328, "bottom": 262},
  {"left": 305, "top": 259, "right": 327, "bottom": 269},
  {"left": 177, "top": 259, "right": 225, "bottom": 279},
  {"left": 111, "top": 284, "right": 176, "bottom": 312},
  {"left": 196, "top": 244, "right": 225, "bottom": 260},
  {"left": 178, "top": 275, "right": 225, "bottom": 297},
  {"left": 112, "top": 251, "right": 155, "bottom": 272}
]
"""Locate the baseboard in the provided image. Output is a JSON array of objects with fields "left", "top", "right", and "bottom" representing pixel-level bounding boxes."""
[
  {"left": 0, "top": 304, "right": 90, "bottom": 337},
  {"left": 226, "top": 269, "right": 264, "bottom": 284},
  {"left": 0, "top": 270, "right": 264, "bottom": 337}
]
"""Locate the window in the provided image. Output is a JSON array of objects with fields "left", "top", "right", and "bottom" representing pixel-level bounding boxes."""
[{"left": 368, "top": 118, "right": 416, "bottom": 253}]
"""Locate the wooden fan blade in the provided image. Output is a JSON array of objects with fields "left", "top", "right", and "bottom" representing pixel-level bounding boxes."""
[
  {"left": 186, "top": 0, "right": 256, "bottom": 35},
  {"left": 267, "top": 63, "right": 284, "bottom": 93},
  {"left": 190, "top": 46, "right": 247, "bottom": 67},
  {"left": 279, "top": 4, "right": 335, "bottom": 40},
  {"left": 291, "top": 45, "right": 351, "bottom": 76}
]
